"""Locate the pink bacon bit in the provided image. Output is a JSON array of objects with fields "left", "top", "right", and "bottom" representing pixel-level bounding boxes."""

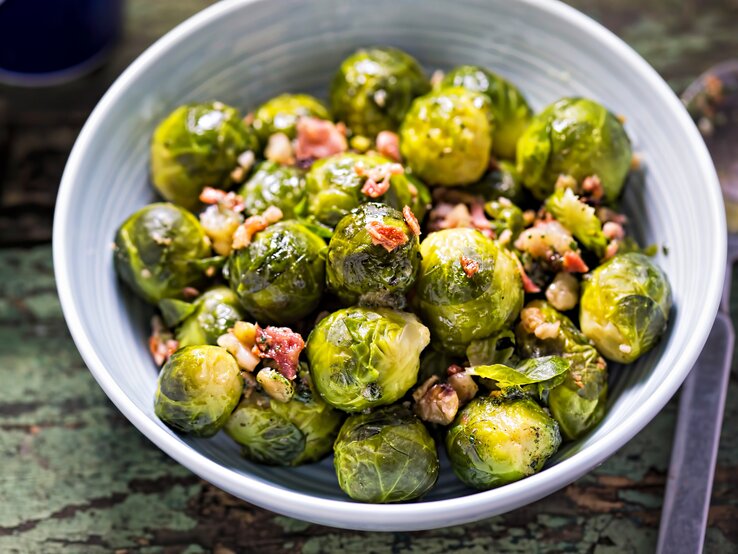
[
  {"left": 376, "top": 130, "right": 401, "bottom": 162},
  {"left": 513, "top": 255, "right": 542, "bottom": 294},
  {"left": 470, "top": 200, "right": 495, "bottom": 239},
  {"left": 356, "top": 162, "right": 404, "bottom": 198},
  {"left": 459, "top": 255, "right": 479, "bottom": 278},
  {"left": 253, "top": 325, "right": 305, "bottom": 380},
  {"left": 199, "top": 187, "right": 246, "bottom": 212},
  {"left": 148, "top": 316, "right": 179, "bottom": 367},
  {"left": 366, "top": 220, "right": 408, "bottom": 252},
  {"left": 582, "top": 175, "right": 604, "bottom": 201},
  {"left": 562, "top": 250, "right": 590, "bottom": 273},
  {"left": 294, "top": 117, "right": 348, "bottom": 161},
  {"left": 403, "top": 205, "right": 421, "bottom": 237},
  {"left": 231, "top": 206, "right": 283, "bottom": 250},
  {"left": 603, "top": 221, "right": 625, "bottom": 240}
]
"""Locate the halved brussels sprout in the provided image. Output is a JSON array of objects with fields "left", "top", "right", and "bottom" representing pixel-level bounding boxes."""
[
  {"left": 516, "top": 300, "right": 608, "bottom": 440},
  {"left": 306, "top": 307, "right": 430, "bottom": 412},
  {"left": 516, "top": 97, "right": 632, "bottom": 202},
  {"left": 151, "top": 102, "right": 259, "bottom": 209},
  {"left": 545, "top": 188, "right": 607, "bottom": 257},
  {"left": 446, "top": 393, "right": 561, "bottom": 489},
  {"left": 154, "top": 345, "right": 243, "bottom": 437},
  {"left": 330, "top": 47, "right": 430, "bottom": 138},
  {"left": 333, "top": 405, "right": 439, "bottom": 503},
  {"left": 238, "top": 161, "right": 306, "bottom": 218},
  {"left": 414, "top": 228, "right": 524, "bottom": 355},
  {"left": 113, "top": 203, "right": 212, "bottom": 304},
  {"left": 162, "top": 286, "right": 244, "bottom": 347},
  {"left": 251, "top": 93, "right": 330, "bottom": 144},
  {"left": 224, "top": 369, "right": 343, "bottom": 465},
  {"left": 302, "top": 152, "right": 429, "bottom": 231},
  {"left": 225, "top": 221, "right": 326, "bottom": 325},
  {"left": 468, "top": 160, "right": 525, "bottom": 205},
  {"left": 580, "top": 253, "right": 672, "bottom": 363},
  {"left": 326, "top": 203, "right": 420, "bottom": 307},
  {"left": 400, "top": 87, "right": 492, "bottom": 186},
  {"left": 440, "top": 65, "right": 532, "bottom": 159},
  {"left": 484, "top": 198, "right": 525, "bottom": 240}
]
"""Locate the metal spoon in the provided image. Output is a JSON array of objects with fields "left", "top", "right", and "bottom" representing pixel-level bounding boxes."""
[{"left": 656, "top": 61, "right": 738, "bottom": 554}]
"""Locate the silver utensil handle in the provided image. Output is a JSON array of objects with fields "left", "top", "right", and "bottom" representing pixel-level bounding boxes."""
[{"left": 656, "top": 311, "right": 734, "bottom": 554}]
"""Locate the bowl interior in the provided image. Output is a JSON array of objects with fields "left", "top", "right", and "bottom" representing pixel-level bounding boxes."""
[{"left": 54, "top": 0, "right": 724, "bottom": 530}]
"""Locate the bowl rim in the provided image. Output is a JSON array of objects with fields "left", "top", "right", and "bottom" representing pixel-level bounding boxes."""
[{"left": 53, "top": 0, "right": 726, "bottom": 531}]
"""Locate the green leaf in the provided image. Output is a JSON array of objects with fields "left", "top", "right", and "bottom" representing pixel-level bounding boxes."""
[
  {"left": 158, "top": 298, "right": 197, "bottom": 327},
  {"left": 470, "top": 355, "right": 570, "bottom": 388}
]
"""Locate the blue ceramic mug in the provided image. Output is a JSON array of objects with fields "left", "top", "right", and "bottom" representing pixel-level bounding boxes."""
[{"left": 0, "top": 0, "right": 123, "bottom": 86}]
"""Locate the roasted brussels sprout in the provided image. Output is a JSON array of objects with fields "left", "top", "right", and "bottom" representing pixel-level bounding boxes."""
[
  {"left": 225, "top": 221, "right": 326, "bottom": 325},
  {"left": 150, "top": 102, "right": 259, "bottom": 209},
  {"left": 333, "top": 405, "right": 439, "bottom": 502},
  {"left": 113, "top": 203, "right": 212, "bottom": 304},
  {"left": 154, "top": 345, "right": 243, "bottom": 437},
  {"left": 484, "top": 198, "right": 525, "bottom": 240},
  {"left": 545, "top": 188, "right": 607, "bottom": 257},
  {"left": 330, "top": 47, "right": 430, "bottom": 138},
  {"left": 224, "top": 369, "right": 343, "bottom": 465},
  {"left": 302, "top": 152, "right": 429, "bottom": 230},
  {"left": 414, "top": 228, "right": 524, "bottom": 355},
  {"left": 580, "top": 253, "right": 672, "bottom": 363},
  {"left": 446, "top": 393, "right": 561, "bottom": 489},
  {"left": 306, "top": 307, "right": 430, "bottom": 411},
  {"left": 161, "top": 287, "right": 244, "bottom": 347},
  {"left": 251, "top": 93, "right": 330, "bottom": 145},
  {"left": 326, "top": 203, "right": 420, "bottom": 307},
  {"left": 238, "top": 161, "right": 306, "bottom": 218},
  {"left": 400, "top": 87, "right": 492, "bottom": 186},
  {"left": 516, "top": 97, "right": 632, "bottom": 202},
  {"left": 440, "top": 65, "right": 532, "bottom": 159},
  {"left": 516, "top": 300, "right": 608, "bottom": 440},
  {"left": 468, "top": 160, "right": 525, "bottom": 205}
]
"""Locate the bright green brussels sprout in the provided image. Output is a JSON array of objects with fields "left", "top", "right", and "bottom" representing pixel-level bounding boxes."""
[
  {"left": 330, "top": 47, "right": 430, "bottom": 138},
  {"left": 414, "top": 228, "right": 524, "bottom": 355},
  {"left": 306, "top": 307, "right": 430, "bottom": 412},
  {"left": 468, "top": 160, "right": 525, "bottom": 205},
  {"left": 580, "top": 253, "right": 672, "bottom": 363},
  {"left": 225, "top": 221, "right": 326, "bottom": 325},
  {"left": 446, "top": 393, "right": 561, "bottom": 489},
  {"left": 440, "top": 65, "right": 532, "bottom": 159},
  {"left": 238, "top": 161, "right": 306, "bottom": 218},
  {"left": 251, "top": 93, "right": 330, "bottom": 145},
  {"left": 224, "top": 369, "right": 343, "bottom": 465},
  {"left": 154, "top": 345, "right": 243, "bottom": 437},
  {"left": 400, "top": 87, "right": 492, "bottom": 186},
  {"left": 326, "top": 203, "right": 420, "bottom": 307},
  {"left": 113, "top": 203, "right": 212, "bottom": 304},
  {"left": 162, "top": 287, "right": 244, "bottom": 347},
  {"left": 151, "top": 102, "right": 259, "bottom": 209},
  {"left": 333, "top": 405, "right": 439, "bottom": 502},
  {"left": 302, "top": 152, "right": 430, "bottom": 231},
  {"left": 516, "top": 97, "right": 632, "bottom": 202},
  {"left": 545, "top": 188, "right": 607, "bottom": 257},
  {"left": 516, "top": 300, "right": 608, "bottom": 440},
  {"left": 484, "top": 198, "right": 524, "bottom": 240}
]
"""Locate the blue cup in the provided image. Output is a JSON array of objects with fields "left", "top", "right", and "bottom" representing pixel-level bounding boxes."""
[{"left": 0, "top": 0, "right": 123, "bottom": 86}]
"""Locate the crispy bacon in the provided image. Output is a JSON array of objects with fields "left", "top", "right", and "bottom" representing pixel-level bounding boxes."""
[
  {"left": 470, "top": 200, "right": 494, "bottom": 238},
  {"left": 513, "top": 254, "right": 541, "bottom": 293},
  {"left": 366, "top": 220, "right": 408, "bottom": 252},
  {"left": 295, "top": 117, "right": 348, "bottom": 161},
  {"left": 403, "top": 205, "right": 421, "bottom": 236},
  {"left": 199, "top": 187, "right": 246, "bottom": 212},
  {"left": 562, "top": 250, "right": 589, "bottom": 273},
  {"left": 149, "top": 316, "right": 178, "bottom": 366},
  {"left": 376, "top": 130, "right": 401, "bottom": 162},
  {"left": 232, "top": 206, "right": 283, "bottom": 249},
  {"left": 459, "top": 255, "right": 479, "bottom": 278},
  {"left": 356, "top": 162, "right": 404, "bottom": 198},
  {"left": 253, "top": 325, "right": 305, "bottom": 380},
  {"left": 582, "top": 175, "right": 604, "bottom": 201},
  {"left": 602, "top": 221, "right": 625, "bottom": 240}
]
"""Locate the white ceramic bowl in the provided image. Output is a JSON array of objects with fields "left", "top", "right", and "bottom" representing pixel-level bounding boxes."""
[{"left": 53, "top": 0, "right": 725, "bottom": 531}]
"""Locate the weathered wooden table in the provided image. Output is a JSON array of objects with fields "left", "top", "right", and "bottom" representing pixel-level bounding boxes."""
[{"left": 1, "top": 1, "right": 737, "bottom": 552}]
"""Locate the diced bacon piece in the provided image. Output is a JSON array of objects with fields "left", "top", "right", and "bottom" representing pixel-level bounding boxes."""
[
  {"left": 562, "top": 250, "right": 589, "bottom": 273},
  {"left": 253, "top": 325, "right": 305, "bottom": 380},
  {"left": 366, "top": 220, "right": 408, "bottom": 252},
  {"left": 513, "top": 255, "right": 541, "bottom": 293},
  {"left": 356, "top": 162, "right": 404, "bottom": 198},
  {"left": 459, "top": 255, "right": 479, "bottom": 278},
  {"left": 403, "top": 205, "right": 421, "bottom": 236},
  {"left": 603, "top": 221, "right": 625, "bottom": 240},
  {"left": 200, "top": 186, "right": 226, "bottom": 205},
  {"left": 149, "top": 315, "right": 178, "bottom": 366},
  {"left": 199, "top": 187, "right": 246, "bottom": 212},
  {"left": 604, "top": 240, "right": 620, "bottom": 260},
  {"left": 470, "top": 201, "right": 492, "bottom": 231},
  {"left": 232, "top": 206, "right": 283, "bottom": 249},
  {"left": 181, "top": 287, "right": 200, "bottom": 300},
  {"left": 295, "top": 117, "right": 348, "bottom": 161},
  {"left": 376, "top": 131, "right": 401, "bottom": 162},
  {"left": 582, "top": 175, "right": 604, "bottom": 201},
  {"left": 447, "top": 364, "right": 465, "bottom": 376}
]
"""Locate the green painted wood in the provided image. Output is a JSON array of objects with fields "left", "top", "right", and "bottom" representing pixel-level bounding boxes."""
[{"left": 1, "top": 0, "right": 738, "bottom": 552}]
